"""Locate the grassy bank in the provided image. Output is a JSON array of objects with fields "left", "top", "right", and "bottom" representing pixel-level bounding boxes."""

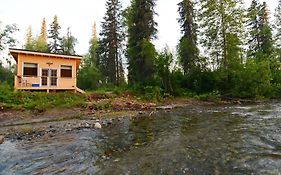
[
  {"left": 0, "top": 82, "right": 87, "bottom": 112},
  {"left": 0, "top": 81, "right": 225, "bottom": 113}
]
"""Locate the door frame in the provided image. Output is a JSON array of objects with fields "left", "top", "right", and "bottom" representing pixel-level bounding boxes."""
[
  {"left": 40, "top": 68, "right": 58, "bottom": 87},
  {"left": 49, "top": 68, "right": 58, "bottom": 87}
]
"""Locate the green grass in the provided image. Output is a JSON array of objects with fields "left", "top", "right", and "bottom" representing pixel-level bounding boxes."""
[{"left": 0, "top": 82, "right": 87, "bottom": 112}]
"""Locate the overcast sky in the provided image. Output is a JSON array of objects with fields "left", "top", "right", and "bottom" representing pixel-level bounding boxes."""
[{"left": 0, "top": 0, "right": 278, "bottom": 55}]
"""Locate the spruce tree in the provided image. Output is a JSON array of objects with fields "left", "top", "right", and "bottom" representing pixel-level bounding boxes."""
[
  {"left": 274, "top": 0, "right": 281, "bottom": 60},
  {"left": 247, "top": 0, "right": 260, "bottom": 59},
  {"left": 24, "top": 25, "right": 35, "bottom": 50},
  {"left": 247, "top": 1, "right": 273, "bottom": 59},
  {"left": 62, "top": 27, "right": 77, "bottom": 55},
  {"left": 127, "top": 0, "right": 158, "bottom": 84},
  {"left": 35, "top": 18, "right": 48, "bottom": 52},
  {"left": 177, "top": 0, "right": 199, "bottom": 75},
  {"left": 258, "top": 2, "right": 273, "bottom": 58},
  {"left": 99, "top": 0, "right": 125, "bottom": 85},
  {"left": 48, "top": 15, "right": 62, "bottom": 53}
]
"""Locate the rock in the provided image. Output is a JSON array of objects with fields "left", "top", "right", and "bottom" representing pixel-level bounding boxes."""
[
  {"left": 0, "top": 135, "right": 4, "bottom": 144},
  {"left": 85, "top": 122, "right": 90, "bottom": 128},
  {"left": 156, "top": 105, "right": 173, "bottom": 110},
  {"left": 106, "top": 119, "right": 113, "bottom": 125},
  {"left": 94, "top": 122, "right": 102, "bottom": 129}
]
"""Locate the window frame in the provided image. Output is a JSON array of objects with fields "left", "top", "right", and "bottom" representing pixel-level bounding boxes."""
[
  {"left": 60, "top": 65, "right": 72, "bottom": 78},
  {"left": 23, "top": 62, "right": 38, "bottom": 77}
]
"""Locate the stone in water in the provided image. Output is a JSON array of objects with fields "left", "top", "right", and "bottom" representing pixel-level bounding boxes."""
[{"left": 94, "top": 122, "right": 102, "bottom": 129}]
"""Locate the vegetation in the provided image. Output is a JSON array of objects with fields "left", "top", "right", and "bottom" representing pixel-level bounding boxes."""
[
  {"left": 0, "top": 82, "right": 86, "bottom": 111},
  {"left": 126, "top": 0, "right": 158, "bottom": 85},
  {"left": 3, "top": 0, "right": 281, "bottom": 108},
  {"left": 48, "top": 15, "right": 63, "bottom": 53},
  {"left": 77, "top": 23, "right": 101, "bottom": 90},
  {"left": 99, "top": 0, "right": 125, "bottom": 85},
  {"left": 62, "top": 27, "right": 77, "bottom": 55}
]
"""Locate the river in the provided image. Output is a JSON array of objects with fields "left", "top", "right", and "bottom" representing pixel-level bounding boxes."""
[{"left": 1, "top": 103, "right": 281, "bottom": 174}]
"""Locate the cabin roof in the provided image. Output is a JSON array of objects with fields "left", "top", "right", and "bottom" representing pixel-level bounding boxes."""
[{"left": 9, "top": 48, "right": 83, "bottom": 62}]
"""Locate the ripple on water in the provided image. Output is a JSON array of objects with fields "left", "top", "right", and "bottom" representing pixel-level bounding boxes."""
[{"left": 1, "top": 103, "right": 281, "bottom": 174}]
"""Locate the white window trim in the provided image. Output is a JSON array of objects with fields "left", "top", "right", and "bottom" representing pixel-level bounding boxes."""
[
  {"left": 22, "top": 62, "right": 39, "bottom": 77},
  {"left": 60, "top": 65, "right": 73, "bottom": 78}
]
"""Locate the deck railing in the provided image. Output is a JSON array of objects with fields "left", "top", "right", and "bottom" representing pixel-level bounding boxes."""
[{"left": 15, "top": 75, "right": 76, "bottom": 88}]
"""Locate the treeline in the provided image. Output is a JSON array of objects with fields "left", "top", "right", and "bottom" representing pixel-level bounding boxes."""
[
  {"left": 2, "top": 0, "right": 281, "bottom": 99},
  {"left": 81, "top": 0, "right": 281, "bottom": 99},
  {"left": 24, "top": 16, "right": 77, "bottom": 55}
]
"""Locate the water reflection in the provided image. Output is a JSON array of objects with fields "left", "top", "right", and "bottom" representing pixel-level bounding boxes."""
[{"left": 1, "top": 103, "right": 281, "bottom": 174}]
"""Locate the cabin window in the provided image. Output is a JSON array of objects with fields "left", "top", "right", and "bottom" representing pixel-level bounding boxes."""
[
  {"left": 61, "top": 65, "right": 72, "bottom": 78},
  {"left": 23, "top": 63, "right": 38, "bottom": 76}
]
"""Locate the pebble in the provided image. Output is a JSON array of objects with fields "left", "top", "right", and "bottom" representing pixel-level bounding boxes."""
[
  {"left": 0, "top": 135, "right": 4, "bottom": 144},
  {"left": 94, "top": 122, "right": 102, "bottom": 129}
]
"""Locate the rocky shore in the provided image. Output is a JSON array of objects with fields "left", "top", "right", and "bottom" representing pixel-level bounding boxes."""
[{"left": 0, "top": 98, "right": 215, "bottom": 143}]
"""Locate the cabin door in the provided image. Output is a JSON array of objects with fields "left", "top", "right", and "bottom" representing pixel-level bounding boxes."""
[
  {"left": 50, "top": 69, "right": 58, "bottom": 86},
  {"left": 41, "top": 69, "right": 58, "bottom": 87}
]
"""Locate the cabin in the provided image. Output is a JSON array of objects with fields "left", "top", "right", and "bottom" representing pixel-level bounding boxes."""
[{"left": 10, "top": 48, "right": 84, "bottom": 93}]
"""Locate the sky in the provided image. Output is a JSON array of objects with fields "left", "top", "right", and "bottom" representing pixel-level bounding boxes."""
[{"left": 0, "top": 0, "right": 279, "bottom": 55}]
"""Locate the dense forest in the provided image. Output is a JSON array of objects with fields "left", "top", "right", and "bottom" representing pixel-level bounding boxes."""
[{"left": 1, "top": 0, "right": 281, "bottom": 100}]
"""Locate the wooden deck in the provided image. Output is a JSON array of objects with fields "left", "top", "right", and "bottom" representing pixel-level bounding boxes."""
[{"left": 16, "top": 87, "right": 85, "bottom": 93}]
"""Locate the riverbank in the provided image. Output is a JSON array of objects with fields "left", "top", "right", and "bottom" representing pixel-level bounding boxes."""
[
  {"left": 0, "top": 95, "right": 219, "bottom": 143},
  {"left": 0, "top": 86, "right": 266, "bottom": 144}
]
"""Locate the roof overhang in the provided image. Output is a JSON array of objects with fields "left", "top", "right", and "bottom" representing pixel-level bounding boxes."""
[{"left": 9, "top": 48, "right": 83, "bottom": 62}]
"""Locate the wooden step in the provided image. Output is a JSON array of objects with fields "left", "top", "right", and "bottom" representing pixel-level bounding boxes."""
[{"left": 76, "top": 87, "right": 85, "bottom": 94}]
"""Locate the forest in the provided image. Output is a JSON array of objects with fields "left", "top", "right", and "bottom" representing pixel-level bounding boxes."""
[{"left": 1, "top": 0, "right": 281, "bottom": 100}]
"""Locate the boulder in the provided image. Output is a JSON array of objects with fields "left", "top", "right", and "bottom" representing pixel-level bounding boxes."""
[
  {"left": 0, "top": 135, "right": 4, "bottom": 144},
  {"left": 94, "top": 122, "right": 102, "bottom": 129}
]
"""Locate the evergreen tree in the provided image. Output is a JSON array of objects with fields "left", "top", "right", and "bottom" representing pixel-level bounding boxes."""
[
  {"left": 247, "top": 0, "right": 260, "bottom": 58},
  {"left": 258, "top": 2, "right": 273, "bottom": 58},
  {"left": 177, "top": 0, "right": 199, "bottom": 75},
  {"left": 127, "top": 0, "right": 158, "bottom": 84},
  {"left": 35, "top": 18, "right": 48, "bottom": 52},
  {"left": 48, "top": 15, "right": 62, "bottom": 53},
  {"left": 274, "top": 0, "right": 281, "bottom": 60},
  {"left": 99, "top": 0, "right": 125, "bottom": 85},
  {"left": 24, "top": 25, "right": 35, "bottom": 50},
  {"left": 247, "top": 1, "right": 273, "bottom": 59},
  {"left": 199, "top": 0, "right": 244, "bottom": 69},
  {"left": 62, "top": 27, "right": 77, "bottom": 55},
  {"left": 89, "top": 22, "right": 100, "bottom": 66}
]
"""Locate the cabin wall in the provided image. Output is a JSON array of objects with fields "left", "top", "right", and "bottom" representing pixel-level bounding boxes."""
[{"left": 15, "top": 54, "right": 78, "bottom": 90}]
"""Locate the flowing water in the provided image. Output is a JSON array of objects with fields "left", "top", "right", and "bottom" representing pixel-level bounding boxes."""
[{"left": 1, "top": 103, "right": 281, "bottom": 174}]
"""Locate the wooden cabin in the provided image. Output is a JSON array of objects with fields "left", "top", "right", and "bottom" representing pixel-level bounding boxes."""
[{"left": 10, "top": 48, "right": 84, "bottom": 93}]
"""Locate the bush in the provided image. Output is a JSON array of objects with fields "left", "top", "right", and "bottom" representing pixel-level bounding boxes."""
[{"left": 195, "top": 91, "right": 221, "bottom": 102}]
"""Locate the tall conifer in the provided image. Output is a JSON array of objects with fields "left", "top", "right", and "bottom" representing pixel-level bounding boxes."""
[
  {"left": 35, "top": 18, "right": 48, "bottom": 52},
  {"left": 127, "top": 0, "right": 158, "bottom": 84},
  {"left": 24, "top": 25, "right": 35, "bottom": 50},
  {"left": 177, "top": 0, "right": 199, "bottom": 75},
  {"left": 100, "top": 0, "right": 125, "bottom": 85},
  {"left": 274, "top": 0, "right": 281, "bottom": 60},
  {"left": 247, "top": 1, "right": 273, "bottom": 59},
  {"left": 48, "top": 15, "right": 62, "bottom": 53}
]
